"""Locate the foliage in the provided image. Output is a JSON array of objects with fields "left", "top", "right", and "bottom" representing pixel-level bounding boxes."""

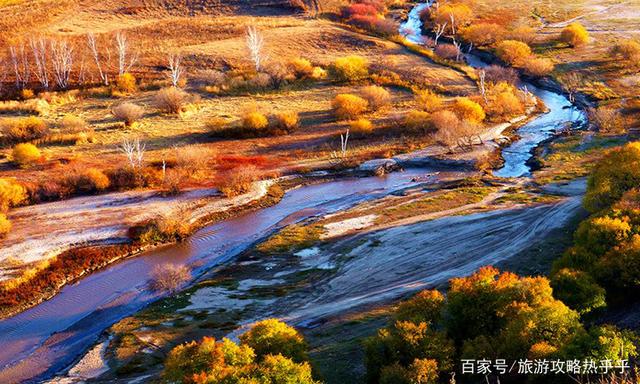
[
  {"left": 239, "top": 319, "right": 308, "bottom": 362},
  {"left": 450, "top": 97, "right": 485, "bottom": 123},
  {"left": 434, "top": 44, "right": 458, "bottom": 61},
  {"left": 0, "top": 213, "right": 10, "bottom": 238},
  {"left": 330, "top": 56, "right": 369, "bottom": 83},
  {"left": 588, "top": 107, "right": 626, "bottom": 134},
  {"left": 288, "top": 58, "right": 314, "bottom": 79},
  {"left": 523, "top": 57, "right": 555, "bottom": 77},
  {"left": 1, "top": 116, "right": 49, "bottom": 144},
  {"left": 0, "top": 178, "right": 27, "bottom": 212},
  {"left": 350, "top": 118, "right": 374, "bottom": 137},
  {"left": 367, "top": 267, "right": 585, "bottom": 383},
  {"left": 218, "top": 165, "right": 259, "bottom": 197},
  {"left": 484, "top": 82, "right": 524, "bottom": 120},
  {"left": 271, "top": 111, "right": 300, "bottom": 134},
  {"left": 484, "top": 65, "right": 518, "bottom": 85},
  {"left": 115, "top": 73, "right": 137, "bottom": 94},
  {"left": 360, "top": 85, "right": 391, "bottom": 111},
  {"left": 12, "top": 143, "right": 41, "bottom": 167},
  {"left": 610, "top": 40, "right": 640, "bottom": 66},
  {"left": 242, "top": 111, "right": 269, "bottom": 132},
  {"left": 403, "top": 110, "right": 432, "bottom": 134},
  {"left": 584, "top": 143, "right": 640, "bottom": 212},
  {"left": 155, "top": 87, "right": 190, "bottom": 114},
  {"left": 495, "top": 40, "right": 532, "bottom": 66},
  {"left": 149, "top": 264, "right": 191, "bottom": 293},
  {"left": 66, "top": 168, "right": 111, "bottom": 193},
  {"left": 112, "top": 102, "right": 144, "bottom": 127},
  {"left": 550, "top": 268, "right": 606, "bottom": 315},
  {"left": 560, "top": 22, "right": 589, "bottom": 47},
  {"left": 415, "top": 90, "right": 443, "bottom": 112},
  {"left": 461, "top": 23, "right": 505, "bottom": 46},
  {"left": 163, "top": 320, "right": 318, "bottom": 384},
  {"left": 332, "top": 94, "right": 369, "bottom": 120}
]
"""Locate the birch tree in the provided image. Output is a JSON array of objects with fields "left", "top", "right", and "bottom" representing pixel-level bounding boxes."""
[
  {"left": 51, "top": 40, "right": 73, "bottom": 89},
  {"left": 9, "top": 43, "right": 30, "bottom": 89},
  {"left": 115, "top": 32, "right": 138, "bottom": 76},
  {"left": 434, "top": 23, "right": 447, "bottom": 46},
  {"left": 30, "top": 37, "right": 50, "bottom": 90},
  {"left": 246, "top": 26, "right": 267, "bottom": 71},
  {"left": 167, "top": 53, "right": 184, "bottom": 87},
  {"left": 87, "top": 33, "right": 109, "bottom": 85}
]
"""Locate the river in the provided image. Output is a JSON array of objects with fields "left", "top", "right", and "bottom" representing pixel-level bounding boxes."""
[{"left": 0, "top": 3, "right": 585, "bottom": 382}]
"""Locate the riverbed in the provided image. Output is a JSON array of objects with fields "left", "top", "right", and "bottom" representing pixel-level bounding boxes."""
[{"left": 0, "top": 2, "right": 587, "bottom": 382}]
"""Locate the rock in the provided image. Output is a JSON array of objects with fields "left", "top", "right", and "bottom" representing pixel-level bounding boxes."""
[{"left": 358, "top": 158, "right": 399, "bottom": 176}]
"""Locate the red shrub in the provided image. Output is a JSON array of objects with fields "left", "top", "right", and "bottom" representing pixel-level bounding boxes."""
[
  {"left": 350, "top": 15, "right": 398, "bottom": 37},
  {"left": 341, "top": 3, "right": 378, "bottom": 19}
]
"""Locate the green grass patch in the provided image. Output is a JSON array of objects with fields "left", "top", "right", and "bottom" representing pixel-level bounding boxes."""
[{"left": 257, "top": 224, "right": 325, "bottom": 254}]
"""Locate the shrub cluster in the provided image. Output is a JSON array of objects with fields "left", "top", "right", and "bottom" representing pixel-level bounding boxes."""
[
  {"left": 365, "top": 267, "right": 637, "bottom": 383},
  {"left": 163, "top": 319, "right": 318, "bottom": 384},
  {"left": 1, "top": 116, "right": 49, "bottom": 144},
  {"left": 330, "top": 56, "right": 369, "bottom": 83},
  {"left": 332, "top": 93, "right": 369, "bottom": 120}
]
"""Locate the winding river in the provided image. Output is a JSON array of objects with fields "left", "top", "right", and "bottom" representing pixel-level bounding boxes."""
[{"left": 0, "top": 3, "right": 586, "bottom": 382}]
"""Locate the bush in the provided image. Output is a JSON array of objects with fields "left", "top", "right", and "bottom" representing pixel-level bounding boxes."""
[
  {"left": 588, "top": 107, "right": 626, "bottom": 134},
  {"left": 0, "top": 178, "right": 27, "bottom": 212},
  {"left": 154, "top": 87, "right": 190, "bottom": 114},
  {"left": 349, "top": 118, "right": 373, "bottom": 137},
  {"left": 341, "top": 2, "right": 380, "bottom": 19},
  {"left": 462, "top": 23, "right": 506, "bottom": 46},
  {"left": 560, "top": 22, "right": 589, "bottom": 47},
  {"left": 0, "top": 213, "right": 10, "bottom": 238},
  {"left": 429, "top": 110, "right": 460, "bottom": 132},
  {"left": 1, "top": 116, "right": 49, "bottom": 144},
  {"left": 239, "top": 319, "right": 308, "bottom": 362},
  {"left": 434, "top": 44, "right": 459, "bottom": 61},
  {"left": 485, "top": 82, "right": 525, "bottom": 119},
  {"left": 610, "top": 40, "right": 640, "bottom": 65},
  {"left": 451, "top": 97, "right": 485, "bottom": 123},
  {"left": 112, "top": 102, "right": 143, "bottom": 127},
  {"left": 271, "top": 111, "right": 299, "bottom": 134},
  {"left": 507, "top": 25, "right": 536, "bottom": 44},
  {"left": 218, "top": 166, "right": 259, "bottom": 197},
  {"left": 115, "top": 73, "right": 137, "bottom": 94},
  {"left": 242, "top": 111, "right": 269, "bottom": 132},
  {"left": 495, "top": 40, "right": 532, "bottom": 66},
  {"left": 551, "top": 268, "right": 606, "bottom": 315},
  {"left": 403, "top": 110, "right": 432, "bottom": 133},
  {"left": 330, "top": 56, "right": 369, "bottom": 83},
  {"left": 288, "top": 58, "right": 314, "bottom": 78},
  {"left": 60, "top": 114, "right": 88, "bottom": 133},
  {"left": 415, "top": 90, "right": 443, "bottom": 112},
  {"left": 12, "top": 143, "right": 41, "bottom": 167},
  {"left": 523, "top": 57, "right": 555, "bottom": 77},
  {"left": 484, "top": 65, "right": 519, "bottom": 85},
  {"left": 163, "top": 330, "right": 318, "bottom": 384},
  {"left": 349, "top": 15, "right": 398, "bottom": 38},
  {"left": 360, "top": 85, "right": 391, "bottom": 110},
  {"left": 66, "top": 168, "right": 111, "bottom": 194},
  {"left": 584, "top": 142, "right": 640, "bottom": 212},
  {"left": 332, "top": 94, "right": 369, "bottom": 120},
  {"left": 149, "top": 264, "right": 191, "bottom": 292}
]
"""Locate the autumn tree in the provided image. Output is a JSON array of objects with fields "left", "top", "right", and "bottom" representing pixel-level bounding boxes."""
[
  {"left": 495, "top": 40, "right": 531, "bottom": 66},
  {"left": 560, "top": 22, "right": 589, "bottom": 47}
]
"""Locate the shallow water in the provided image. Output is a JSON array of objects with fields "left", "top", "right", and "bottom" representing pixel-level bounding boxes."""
[
  {"left": 400, "top": 6, "right": 586, "bottom": 178},
  {"left": 0, "top": 168, "right": 441, "bottom": 383}
]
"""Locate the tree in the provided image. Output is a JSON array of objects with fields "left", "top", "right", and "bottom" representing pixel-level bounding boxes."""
[
  {"left": 115, "top": 32, "right": 138, "bottom": 76},
  {"left": 167, "top": 53, "right": 184, "bottom": 87},
  {"left": 29, "top": 37, "right": 50, "bottom": 90},
  {"left": 562, "top": 325, "right": 637, "bottom": 363},
  {"left": 550, "top": 268, "right": 606, "bottom": 315},
  {"left": 246, "top": 26, "right": 267, "bottom": 71},
  {"left": 560, "top": 22, "right": 589, "bottom": 48},
  {"left": 584, "top": 142, "right": 640, "bottom": 212},
  {"left": 87, "top": 33, "right": 109, "bottom": 85},
  {"left": 461, "top": 23, "right": 506, "bottom": 47},
  {"left": 239, "top": 319, "right": 308, "bottom": 362},
  {"left": 495, "top": 40, "right": 531, "bottom": 66},
  {"left": 51, "top": 40, "right": 73, "bottom": 89},
  {"left": 9, "top": 43, "right": 30, "bottom": 89},
  {"left": 450, "top": 97, "right": 485, "bottom": 123}
]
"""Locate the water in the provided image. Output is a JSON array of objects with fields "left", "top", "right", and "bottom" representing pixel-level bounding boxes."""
[
  {"left": 0, "top": 168, "right": 439, "bottom": 383},
  {"left": 0, "top": 5, "right": 587, "bottom": 381},
  {"left": 399, "top": 5, "right": 586, "bottom": 178}
]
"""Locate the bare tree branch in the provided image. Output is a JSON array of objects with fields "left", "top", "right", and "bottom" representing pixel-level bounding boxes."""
[
  {"left": 51, "top": 40, "right": 73, "bottom": 89},
  {"left": 167, "top": 53, "right": 184, "bottom": 87},
  {"left": 246, "top": 26, "right": 268, "bottom": 71},
  {"left": 30, "top": 37, "right": 50, "bottom": 90}
]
